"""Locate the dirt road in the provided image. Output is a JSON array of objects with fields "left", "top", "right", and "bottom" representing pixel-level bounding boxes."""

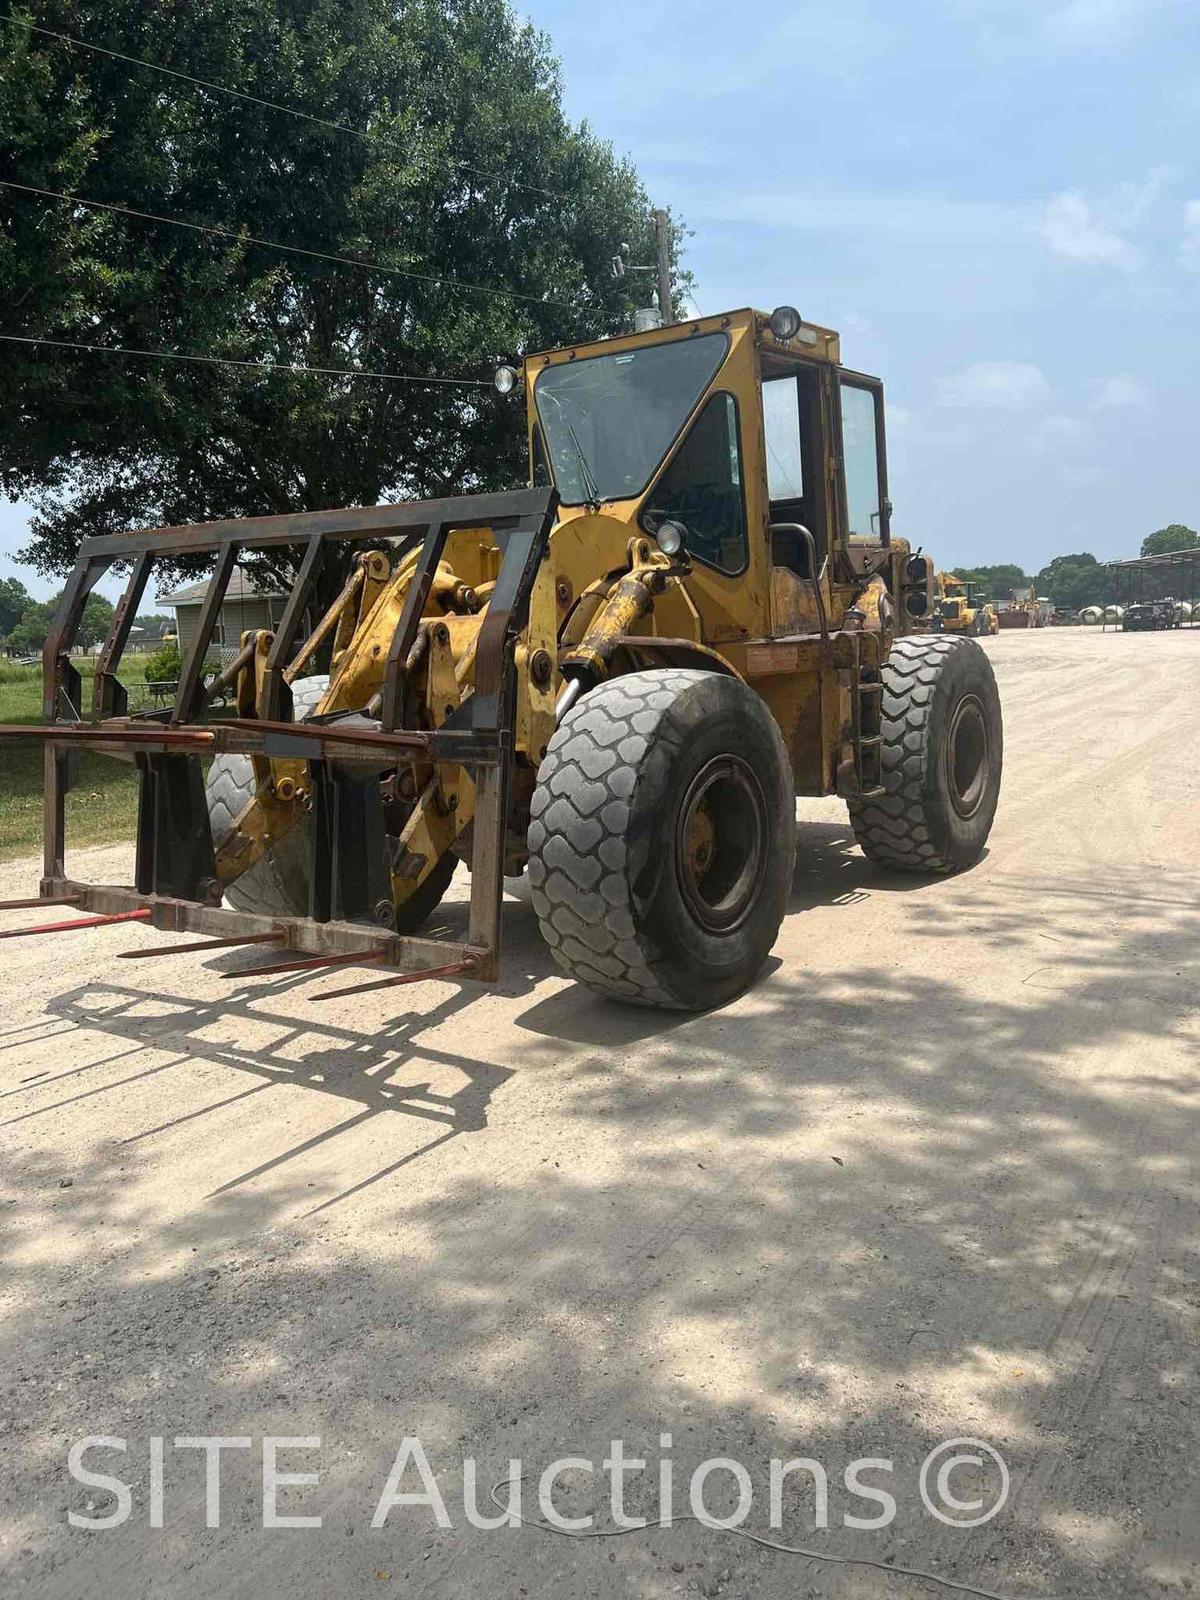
[{"left": 2, "top": 628, "right": 1197, "bottom": 1600}]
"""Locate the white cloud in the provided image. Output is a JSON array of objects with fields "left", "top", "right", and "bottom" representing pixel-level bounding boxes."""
[
  {"left": 936, "top": 362, "right": 1051, "bottom": 410},
  {"left": 1093, "top": 375, "right": 1149, "bottom": 409},
  {"left": 1181, "top": 198, "right": 1200, "bottom": 266},
  {"left": 1041, "top": 191, "right": 1138, "bottom": 268}
]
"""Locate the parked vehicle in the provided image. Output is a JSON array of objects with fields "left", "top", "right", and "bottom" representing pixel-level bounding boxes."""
[{"left": 1122, "top": 598, "right": 1181, "bottom": 632}]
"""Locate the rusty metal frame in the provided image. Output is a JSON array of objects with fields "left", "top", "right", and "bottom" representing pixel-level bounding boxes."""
[{"left": 0, "top": 486, "right": 559, "bottom": 990}]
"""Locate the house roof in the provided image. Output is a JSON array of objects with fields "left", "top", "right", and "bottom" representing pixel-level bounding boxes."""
[{"left": 160, "top": 570, "right": 287, "bottom": 606}]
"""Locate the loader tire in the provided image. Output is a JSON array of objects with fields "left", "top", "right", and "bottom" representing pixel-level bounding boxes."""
[
  {"left": 205, "top": 674, "right": 458, "bottom": 929},
  {"left": 527, "top": 669, "right": 795, "bottom": 1010},
  {"left": 206, "top": 675, "right": 330, "bottom": 918},
  {"left": 848, "top": 635, "right": 1002, "bottom": 874}
]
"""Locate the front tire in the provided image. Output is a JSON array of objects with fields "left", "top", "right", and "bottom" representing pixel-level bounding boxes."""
[
  {"left": 206, "top": 675, "right": 329, "bottom": 918},
  {"left": 205, "top": 674, "right": 455, "bottom": 930},
  {"left": 527, "top": 670, "right": 795, "bottom": 1010},
  {"left": 849, "top": 635, "right": 1002, "bottom": 874}
]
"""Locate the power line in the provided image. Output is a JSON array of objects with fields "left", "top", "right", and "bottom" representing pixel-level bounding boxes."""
[
  {"left": 0, "top": 14, "right": 569, "bottom": 203},
  {"left": 1, "top": 178, "right": 579, "bottom": 310},
  {"left": 0, "top": 332, "right": 492, "bottom": 386}
]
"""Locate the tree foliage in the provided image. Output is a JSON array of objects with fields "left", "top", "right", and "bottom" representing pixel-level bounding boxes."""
[
  {"left": 0, "top": 576, "right": 32, "bottom": 635},
  {"left": 2, "top": 588, "right": 113, "bottom": 651},
  {"left": 1141, "top": 524, "right": 1199, "bottom": 557},
  {"left": 949, "top": 564, "right": 1030, "bottom": 601},
  {"left": 1034, "top": 552, "right": 1106, "bottom": 612},
  {"left": 5, "top": 599, "right": 55, "bottom": 654},
  {"left": 77, "top": 592, "right": 115, "bottom": 647},
  {"left": 0, "top": 0, "right": 685, "bottom": 583}
]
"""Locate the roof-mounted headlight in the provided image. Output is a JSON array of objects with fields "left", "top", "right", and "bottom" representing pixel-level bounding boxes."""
[
  {"left": 494, "top": 363, "right": 520, "bottom": 395},
  {"left": 769, "top": 305, "right": 803, "bottom": 341},
  {"left": 768, "top": 306, "right": 819, "bottom": 345}
]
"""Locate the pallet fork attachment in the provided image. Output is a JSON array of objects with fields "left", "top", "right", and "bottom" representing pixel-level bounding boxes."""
[{"left": 0, "top": 487, "right": 558, "bottom": 995}]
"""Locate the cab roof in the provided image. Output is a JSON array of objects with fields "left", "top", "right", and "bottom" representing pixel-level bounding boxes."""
[{"left": 525, "top": 308, "right": 842, "bottom": 372}]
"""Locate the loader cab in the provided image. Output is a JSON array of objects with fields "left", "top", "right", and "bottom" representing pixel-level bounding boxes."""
[{"left": 521, "top": 308, "right": 892, "bottom": 644}]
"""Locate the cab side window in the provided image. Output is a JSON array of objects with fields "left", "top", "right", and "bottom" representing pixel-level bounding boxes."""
[
  {"left": 760, "top": 365, "right": 828, "bottom": 574},
  {"left": 644, "top": 393, "right": 747, "bottom": 575},
  {"left": 763, "top": 375, "right": 805, "bottom": 502},
  {"left": 840, "top": 382, "right": 883, "bottom": 540}
]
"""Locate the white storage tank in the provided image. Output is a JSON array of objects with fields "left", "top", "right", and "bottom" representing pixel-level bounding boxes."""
[{"left": 1079, "top": 606, "right": 1103, "bottom": 625}]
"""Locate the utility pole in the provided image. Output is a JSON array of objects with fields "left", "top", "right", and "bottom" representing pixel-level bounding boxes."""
[{"left": 652, "top": 208, "right": 673, "bottom": 325}]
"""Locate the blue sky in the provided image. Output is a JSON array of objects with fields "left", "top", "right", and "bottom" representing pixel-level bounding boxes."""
[
  {"left": 531, "top": 0, "right": 1200, "bottom": 577},
  {"left": 2, "top": 0, "right": 1198, "bottom": 602}
]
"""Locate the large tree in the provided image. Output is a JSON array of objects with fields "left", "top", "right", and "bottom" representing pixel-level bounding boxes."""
[
  {"left": 1035, "top": 552, "right": 1107, "bottom": 612},
  {"left": 0, "top": 1, "right": 684, "bottom": 585},
  {"left": 0, "top": 576, "right": 32, "bottom": 635},
  {"left": 1141, "top": 524, "right": 1199, "bottom": 557}
]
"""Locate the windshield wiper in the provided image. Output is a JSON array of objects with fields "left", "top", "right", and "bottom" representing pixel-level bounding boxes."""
[
  {"left": 541, "top": 389, "right": 602, "bottom": 509},
  {"left": 566, "top": 420, "right": 602, "bottom": 508}
]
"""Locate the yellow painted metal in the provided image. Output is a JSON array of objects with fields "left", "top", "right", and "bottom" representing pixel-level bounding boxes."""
[
  {"left": 211, "top": 304, "right": 935, "bottom": 920},
  {"left": 514, "top": 558, "right": 559, "bottom": 763}
]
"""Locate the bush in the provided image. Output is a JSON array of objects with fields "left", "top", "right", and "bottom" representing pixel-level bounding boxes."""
[
  {"left": 143, "top": 641, "right": 220, "bottom": 691},
  {"left": 145, "top": 641, "right": 182, "bottom": 683}
]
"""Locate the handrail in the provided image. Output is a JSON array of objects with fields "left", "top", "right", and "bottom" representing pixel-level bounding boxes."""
[{"left": 770, "top": 523, "right": 829, "bottom": 646}]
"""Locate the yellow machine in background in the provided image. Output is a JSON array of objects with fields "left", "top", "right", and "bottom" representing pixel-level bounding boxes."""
[
  {"left": 4, "top": 305, "right": 1004, "bottom": 1012},
  {"left": 933, "top": 573, "right": 999, "bottom": 636},
  {"left": 996, "top": 587, "right": 1050, "bottom": 629}
]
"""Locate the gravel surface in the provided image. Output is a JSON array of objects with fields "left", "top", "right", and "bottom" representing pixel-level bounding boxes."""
[{"left": 1, "top": 627, "right": 1197, "bottom": 1600}]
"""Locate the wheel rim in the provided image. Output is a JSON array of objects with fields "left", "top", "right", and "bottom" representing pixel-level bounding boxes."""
[
  {"left": 945, "top": 694, "right": 990, "bottom": 818},
  {"left": 675, "top": 756, "right": 767, "bottom": 933}
]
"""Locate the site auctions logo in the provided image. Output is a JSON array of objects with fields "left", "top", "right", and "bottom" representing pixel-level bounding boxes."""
[{"left": 64, "top": 1433, "right": 1010, "bottom": 1535}]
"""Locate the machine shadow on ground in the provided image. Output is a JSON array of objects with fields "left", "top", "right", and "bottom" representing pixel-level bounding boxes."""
[{"left": 1, "top": 849, "right": 1197, "bottom": 1598}]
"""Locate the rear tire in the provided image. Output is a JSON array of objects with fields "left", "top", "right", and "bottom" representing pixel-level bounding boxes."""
[
  {"left": 527, "top": 670, "right": 795, "bottom": 1010},
  {"left": 849, "top": 635, "right": 1002, "bottom": 874}
]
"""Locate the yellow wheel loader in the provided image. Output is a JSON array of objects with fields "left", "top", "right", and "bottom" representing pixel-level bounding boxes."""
[
  {"left": 0, "top": 305, "right": 1003, "bottom": 1010},
  {"left": 932, "top": 573, "right": 999, "bottom": 637}
]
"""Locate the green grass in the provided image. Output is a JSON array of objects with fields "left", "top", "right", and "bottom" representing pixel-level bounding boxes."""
[
  {"left": 0, "top": 658, "right": 149, "bottom": 863},
  {"left": 0, "top": 654, "right": 150, "bottom": 716}
]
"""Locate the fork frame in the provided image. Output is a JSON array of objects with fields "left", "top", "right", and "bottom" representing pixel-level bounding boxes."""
[{"left": 0, "top": 487, "right": 558, "bottom": 985}]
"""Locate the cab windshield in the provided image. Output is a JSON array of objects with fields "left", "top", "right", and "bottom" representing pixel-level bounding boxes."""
[{"left": 533, "top": 333, "right": 728, "bottom": 504}]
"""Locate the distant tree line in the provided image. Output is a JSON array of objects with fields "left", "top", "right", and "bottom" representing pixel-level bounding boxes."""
[
  {"left": 2, "top": 524, "right": 1194, "bottom": 655},
  {"left": 952, "top": 525, "right": 1198, "bottom": 612},
  {"left": 0, "top": 576, "right": 169, "bottom": 655}
]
